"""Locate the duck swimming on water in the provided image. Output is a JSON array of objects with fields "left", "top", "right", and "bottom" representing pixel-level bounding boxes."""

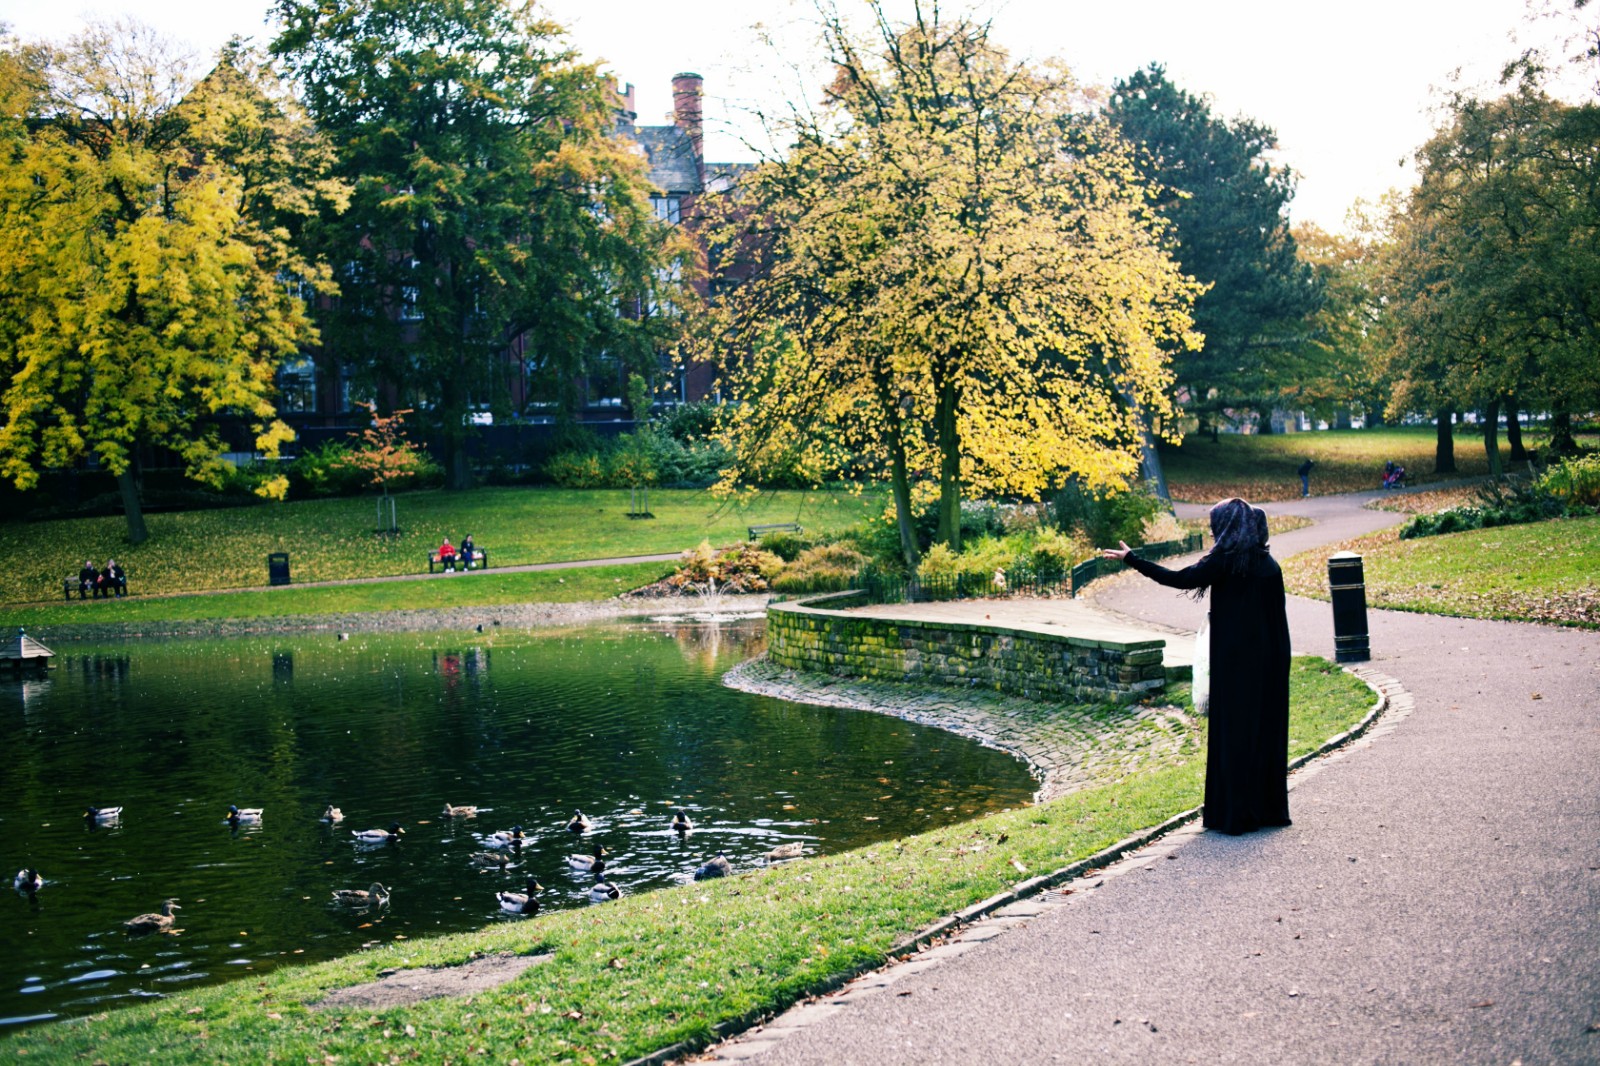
[
  {"left": 226, "top": 805, "right": 264, "bottom": 826},
  {"left": 588, "top": 872, "right": 620, "bottom": 901},
  {"left": 83, "top": 806, "right": 123, "bottom": 822},
  {"left": 320, "top": 805, "right": 344, "bottom": 823},
  {"left": 483, "top": 826, "right": 526, "bottom": 849},
  {"left": 441, "top": 803, "right": 479, "bottom": 818},
  {"left": 13, "top": 868, "right": 43, "bottom": 895},
  {"left": 352, "top": 822, "right": 405, "bottom": 844},
  {"left": 332, "top": 883, "right": 390, "bottom": 908},
  {"left": 568, "top": 843, "right": 606, "bottom": 873},
  {"left": 566, "top": 810, "right": 593, "bottom": 834},
  {"left": 124, "top": 899, "right": 180, "bottom": 934},
  {"left": 497, "top": 877, "right": 544, "bottom": 915},
  {"left": 670, "top": 812, "right": 693, "bottom": 834}
]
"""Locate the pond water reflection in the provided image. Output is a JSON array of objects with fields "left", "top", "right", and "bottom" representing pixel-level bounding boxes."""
[{"left": 0, "top": 620, "right": 1035, "bottom": 1029}]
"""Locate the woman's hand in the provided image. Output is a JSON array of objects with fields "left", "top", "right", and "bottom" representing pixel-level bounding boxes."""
[{"left": 1101, "top": 540, "right": 1132, "bottom": 561}]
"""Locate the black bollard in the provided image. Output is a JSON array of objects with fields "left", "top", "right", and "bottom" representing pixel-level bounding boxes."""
[{"left": 1327, "top": 551, "right": 1370, "bottom": 662}]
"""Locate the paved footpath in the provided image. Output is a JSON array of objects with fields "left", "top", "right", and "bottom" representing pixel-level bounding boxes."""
[{"left": 704, "top": 488, "right": 1600, "bottom": 1065}]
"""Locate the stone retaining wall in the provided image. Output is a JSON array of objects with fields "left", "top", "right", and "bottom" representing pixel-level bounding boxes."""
[{"left": 767, "top": 592, "right": 1167, "bottom": 704}]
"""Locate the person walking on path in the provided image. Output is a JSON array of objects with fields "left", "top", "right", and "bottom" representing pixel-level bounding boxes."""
[
  {"left": 1297, "top": 457, "right": 1315, "bottom": 497},
  {"left": 1102, "top": 497, "right": 1291, "bottom": 835}
]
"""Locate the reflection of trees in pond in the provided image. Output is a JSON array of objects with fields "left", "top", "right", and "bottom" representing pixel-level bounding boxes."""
[
  {"left": 661, "top": 622, "right": 766, "bottom": 672},
  {"left": 273, "top": 652, "right": 294, "bottom": 684}
]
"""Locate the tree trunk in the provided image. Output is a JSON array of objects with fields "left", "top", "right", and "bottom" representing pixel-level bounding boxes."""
[
  {"left": 1483, "top": 399, "right": 1503, "bottom": 479},
  {"left": 1504, "top": 396, "right": 1527, "bottom": 461},
  {"left": 447, "top": 442, "right": 471, "bottom": 491},
  {"left": 1140, "top": 430, "right": 1170, "bottom": 504},
  {"left": 1434, "top": 409, "right": 1457, "bottom": 474},
  {"left": 887, "top": 427, "right": 919, "bottom": 572},
  {"left": 934, "top": 374, "right": 962, "bottom": 551},
  {"left": 1550, "top": 409, "right": 1577, "bottom": 455},
  {"left": 117, "top": 466, "right": 149, "bottom": 545},
  {"left": 1119, "top": 384, "right": 1170, "bottom": 503}
]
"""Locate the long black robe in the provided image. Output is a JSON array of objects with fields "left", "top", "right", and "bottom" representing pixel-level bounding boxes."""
[{"left": 1126, "top": 547, "right": 1292, "bottom": 834}]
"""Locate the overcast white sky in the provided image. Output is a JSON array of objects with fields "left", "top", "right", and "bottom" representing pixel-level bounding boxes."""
[{"left": 2, "top": 0, "right": 1587, "bottom": 231}]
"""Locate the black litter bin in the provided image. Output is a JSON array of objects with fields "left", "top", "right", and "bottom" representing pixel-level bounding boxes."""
[
  {"left": 1327, "top": 551, "right": 1370, "bottom": 662},
  {"left": 268, "top": 552, "right": 291, "bottom": 587}
]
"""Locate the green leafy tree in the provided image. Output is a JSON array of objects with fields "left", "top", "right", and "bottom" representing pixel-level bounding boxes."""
[
  {"left": 0, "top": 22, "right": 342, "bottom": 543},
  {"left": 697, "top": 3, "right": 1198, "bottom": 567},
  {"left": 270, "top": 0, "right": 693, "bottom": 490},
  {"left": 1380, "top": 82, "right": 1600, "bottom": 472},
  {"left": 1106, "top": 65, "right": 1321, "bottom": 438},
  {"left": 1282, "top": 218, "right": 1391, "bottom": 427}
]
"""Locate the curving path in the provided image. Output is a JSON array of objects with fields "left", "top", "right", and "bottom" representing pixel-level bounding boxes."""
[{"left": 702, "top": 487, "right": 1600, "bottom": 1065}]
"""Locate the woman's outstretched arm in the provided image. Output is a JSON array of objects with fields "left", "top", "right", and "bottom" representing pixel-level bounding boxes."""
[{"left": 1102, "top": 541, "right": 1217, "bottom": 591}]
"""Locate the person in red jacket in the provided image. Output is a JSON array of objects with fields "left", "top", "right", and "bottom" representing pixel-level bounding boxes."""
[{"left": 438, "top": 538, "right": 457, "bottom": 573}]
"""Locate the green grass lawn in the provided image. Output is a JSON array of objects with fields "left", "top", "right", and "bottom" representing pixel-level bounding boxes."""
[
  {"left": 1, "top": 659, "right": 1372, "bottom": 1065},
  {"left": 0, "top": 486, "right": 883, "bottom": 606},
  {"left": 1159, "top": 424, "right": 1586, "bottom": 503},
  {"left": 3, "top": 561, "right": 677, "bottom": 629},
  {"left": 1283, "top": 512, "right": 1600, "bottom": 628}
]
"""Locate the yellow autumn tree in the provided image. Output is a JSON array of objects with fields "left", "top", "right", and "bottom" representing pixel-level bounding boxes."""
[
  {"left": 0, "top": 23, "right": 344, "bottom": 543},
  {"left": 694, "top": 2, "right": 1200, "bottom": 566}
]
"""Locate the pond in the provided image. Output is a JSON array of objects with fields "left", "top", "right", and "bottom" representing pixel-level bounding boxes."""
[{"left": 0, "top": 620, "right": 1036, "bottom": 1029}]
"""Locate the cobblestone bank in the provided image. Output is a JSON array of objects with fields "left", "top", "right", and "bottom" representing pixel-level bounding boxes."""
[
  {"left": 725, "top": 657, "right": 1199, "bottom": 803},
  {"left": 766, "top": 593, "right": 1168, "bottom": 705}
]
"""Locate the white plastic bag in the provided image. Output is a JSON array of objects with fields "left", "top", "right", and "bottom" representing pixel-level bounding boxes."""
[{"left": 1191, "top": 616, "right": 1211, "bottom": 715}]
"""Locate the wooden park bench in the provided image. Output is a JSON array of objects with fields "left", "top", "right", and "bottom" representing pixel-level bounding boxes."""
[
  {"left": 428, "top": 547, "right": 489, "bottom": 573},
  {"left": 747, "top": 523, "right": 803, "bottom": 541}
]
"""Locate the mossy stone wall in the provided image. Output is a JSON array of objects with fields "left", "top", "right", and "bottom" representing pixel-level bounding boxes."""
[{"left": 766, "top": 592, "right": 1167, "bottom": 704}]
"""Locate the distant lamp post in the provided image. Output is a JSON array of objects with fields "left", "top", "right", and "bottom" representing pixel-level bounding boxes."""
[{"left": 1327, "top": 551, "right": 1370, "bottom": 663}]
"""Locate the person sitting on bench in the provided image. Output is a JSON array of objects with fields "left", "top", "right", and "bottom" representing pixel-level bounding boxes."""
[
  {"left": 459, "top": 533, "right": 476, "bottom": 570},
  {"left": 100, "top": 558, "right": 127, "bottom": 597},
  {"left": 438, "top": 537, "right": 457, "bottom": 573},
  {"left": 78, "top": 559, "right": 98, "bottom": 599}
]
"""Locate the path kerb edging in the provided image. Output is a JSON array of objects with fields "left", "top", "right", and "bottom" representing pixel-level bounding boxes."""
[{"left": 624, "top": 664, "right": 1399, "bottom": 1066}]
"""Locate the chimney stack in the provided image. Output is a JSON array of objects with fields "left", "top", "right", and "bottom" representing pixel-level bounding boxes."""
[{"left": 671, "top": 72, "right": 704, "bottom": 181}]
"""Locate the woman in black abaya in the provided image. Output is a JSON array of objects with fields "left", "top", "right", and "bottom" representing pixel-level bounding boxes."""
[{"left": 1102, "top": 498, "right": 1292, "bottom": 834}]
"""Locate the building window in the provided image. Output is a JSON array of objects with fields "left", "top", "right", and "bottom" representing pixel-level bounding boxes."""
[
  {"left": 651, "top": 196, "right": 681, "bottom": 224},
  {"left": 278, "top": 357, "right": 318, "bottom": 413}
]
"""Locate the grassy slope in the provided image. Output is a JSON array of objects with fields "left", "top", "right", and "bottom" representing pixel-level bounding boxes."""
[
  {"left": 4, "top": 561, "right": 677, "bottom": 629},
  {"left": 1158, "top": 425, "right": 1586, "bottom": 503},
  {"left": 0, "top": 486, "right": 882, "bottom": 605},
  {"left": 3, "top": 660, "right": 1372, "bottom": 1064},
  {"left": 1283, "top": 512, "right": 1600, "bottom": 628}
]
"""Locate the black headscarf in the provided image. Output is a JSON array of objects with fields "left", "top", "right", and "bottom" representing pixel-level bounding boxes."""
[{"left": 1208, "top": 497, "right": 1257, "bottom": 567}]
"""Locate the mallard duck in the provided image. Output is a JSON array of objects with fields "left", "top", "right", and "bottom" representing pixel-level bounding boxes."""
[
  {"left": 497, "top": 877, "right": 544, "bottom": 915},
  {"left": 441, "top": 803, "right": 479, "bottom": 818},
  {"left": 566, "top": 810, "right": 592, "bottom": 834},
  {"left": 588, "top": 872, "right": 620, "bottom": 901},
  {"left": 331, "top": 883, "right": 390, "bottom": 908},
  {"left": 124, "top": 899, "right": 180, "bottom": 934},
  {"left": 226, "top": 805, "right": 264, "bottom": 825},
  {"left": 14, "top": 868, "right": 43, "bottom": 895},
  {"left": 83, "top": 806, "right": 123, "bottom": 822},
  {"left": 670, "top": 812, "right": 693, "bottom": 834},
  {"left": 766, "top": 842, "right": 805, "bottom": 861},
  {"left": 468, "top": 851, "right": 513, "bottom": 869},
  {"left": 693, "top": 852, "right": 732, "bottom": 880},
  {"left": 352, "top": 822, "right": 405, "bottom": 844},
  {"left": 568, "top": 843, "right": 606, "bottom": 872},
  {"left": 320, "top": 805, "right": 344, "bottom": 823},
  {"left": 483, "top": 826, "right": 526, "bottom": 849}
]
